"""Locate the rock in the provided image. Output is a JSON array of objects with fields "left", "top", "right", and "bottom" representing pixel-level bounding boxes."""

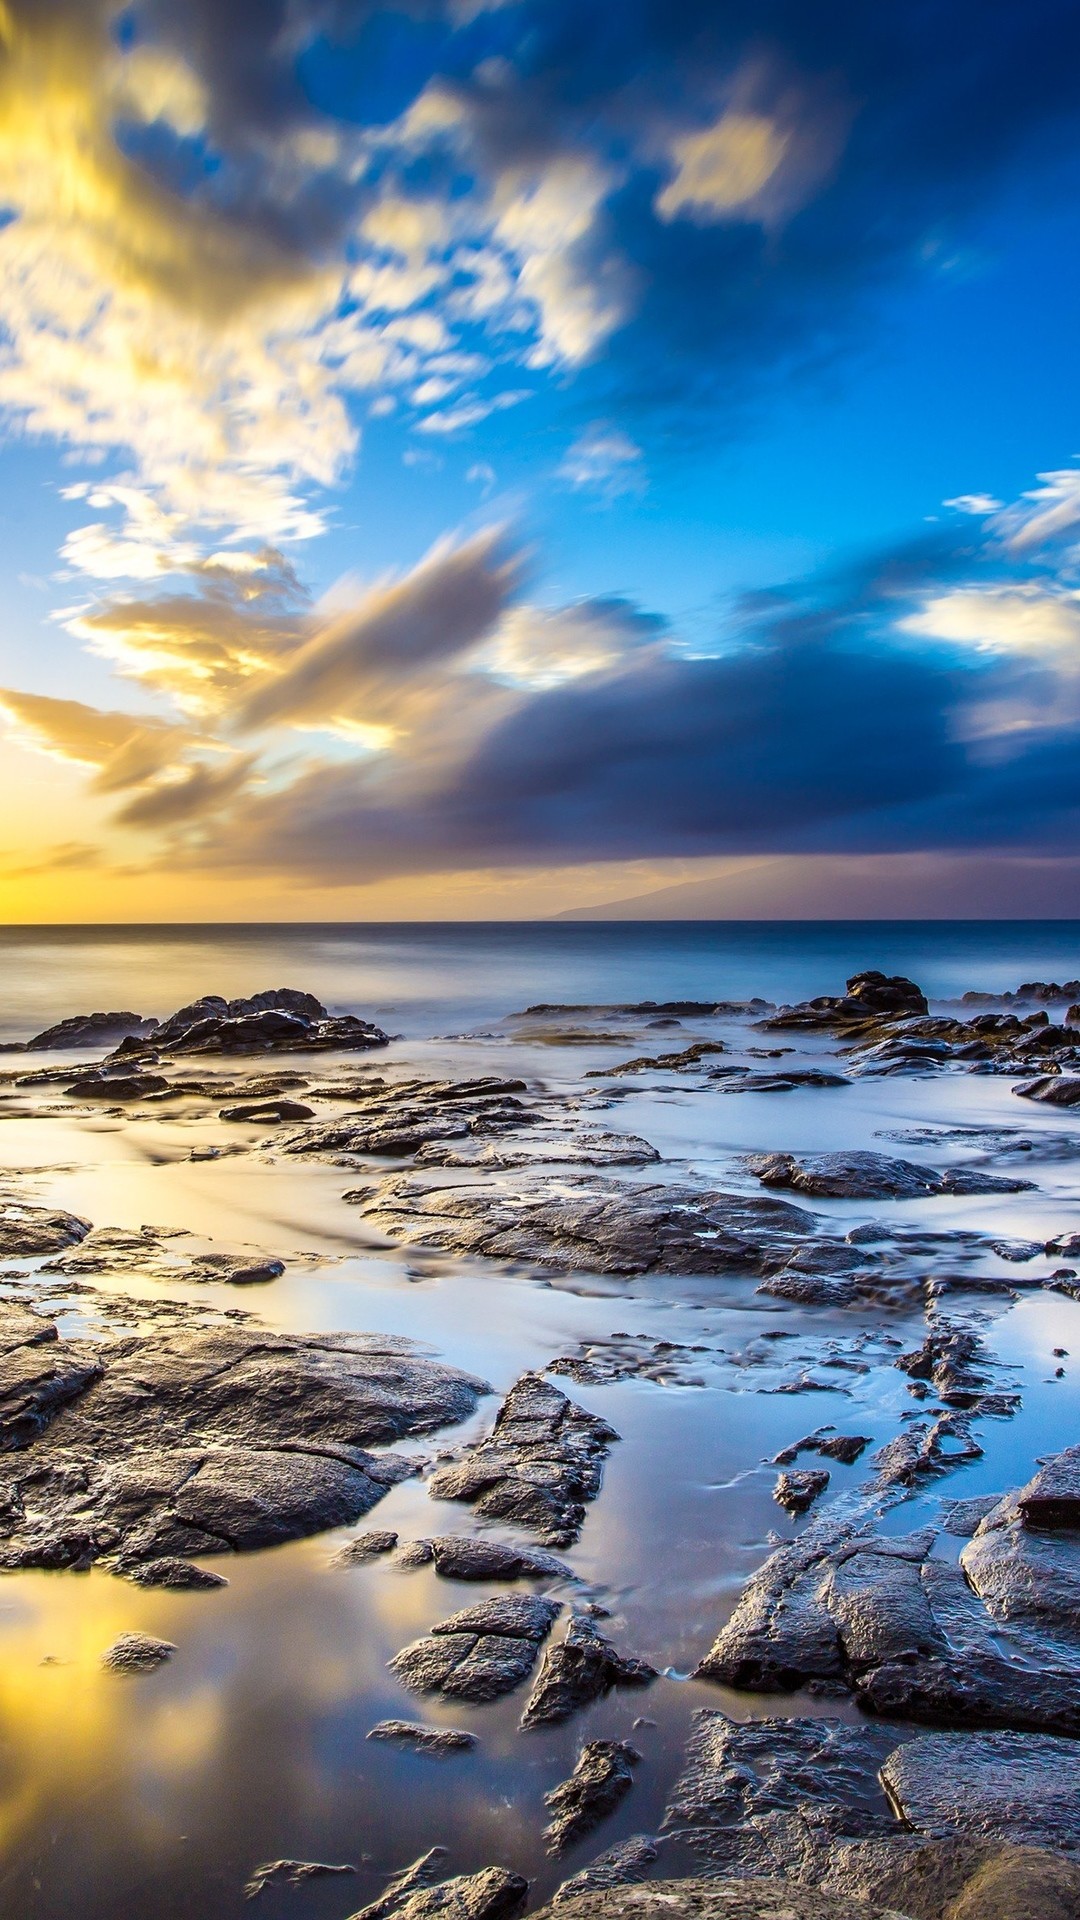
[
  {"left": 281, "top": 1076, "right": 530, "bottom": 1163},
  {"left": 367, "top": 1720, "right": 478, "bottom": 1754},
  {"left": 765, "top": 972, "right": 928, "bottom": 1031},
  {"left": 26, "top": 1011, "right": 155, "bottom": 1050},
  {"left": 349, "top": 1860, "right": 527, "bottom": 1920},
  {"left": 334, "top": 1529, "right": 399, "bottom": 1563},
  {"left": 125, "top": 1556, "right": 228, "bottom": 1589},
  {"left": 520, "top": 1615, "right": 656, "bottom": 1727},
  {"left": 830, "top": 1840, "right": 1080, "bottom": 1920},
  {"left": 220, "top": 1099, "right": 315, "bottom": 1122},
  {"left": 0, "top": 1306, "right": 487, "bottom": 1571},
  {"left": 748, "top": 1151, "right": 1031, "bottom": 1200},
  {"left": 349, "top": 1849, "right": 449, "bottom": 1920},
  {"left": 894, "top": 1325, "right": 1002, "bottom": 1410},
  {"left": 0, "top": 1203, "right": 92, "bottom": 1257},
  {"left": 880, "top": 1729, "right": 1080, "bottom": 1851},
  {"left": 417, "top": 1536, "right": 572, "bottom": 1582},
  {"left": 534, "top": 1882, "right": 912, "bottom": 1920},
  {"left": 188, "top": 1254, "right": 286, "bottom": 1286},
  {"left": 550, "top": 1836, "right": 660, "bottom": 1905},
  {"left": 101, "top": 1631, "right": 176, "bottom": 1673},
  {"left": 426, "top": 1373, "right": 617, "bottom": 1547},
  {"left": 1014, "top": 1442, "right": 1080, "bottom": 1528},
  {"left": 66, "top": 1073, "right": 169, "bottom": 1100},
  {"left": 587, "top": 1042, "right": 728, "bottom": 1078},
  {"left": 114, "top": 989, "right": 389, "bottom": 1058},
  {"left": 245, "top": 1858, "right": 356, "bottom": 1899},
  {"left": 664, "top": 1711, "right": 899, "bottom": 1876},
  {"left": 939, "top": 1494, "right": 1006, "bottom": 1536},
  {"left": 773, "top": 1433, "right": 871, "bottom": 1468},
  {"left": 415, "top": 1129, "right": 660, "bottom": 1171},
  {"left": 695, "top": 1524, "right": 1080, "bottom": 1734},
  {"left": 774, "top": 1469, "right": 830, "bottom": 1515},
  {"left": 543, "top": 1740, "right": 640, "bottom": 1854},
  {"left": 358, "top": 1173, "right": 814, "bottom": 1277},
  {"left": 1015, "top": 1075, "right": 1080, "bottom": 1105},
  {"left": 961, "top": 1482, "right": 1080, "bottom": 1641},
  {"left": 389, "top": 1594, "right": 560, "bottom": 1703}
]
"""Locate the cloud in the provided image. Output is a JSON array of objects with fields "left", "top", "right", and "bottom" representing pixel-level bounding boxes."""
[
  {"left": 0, "top": 688, "right": 194, "bottom": 790},
  {"left": 558, "top": 425, "right": 645, "bottom": 498}
]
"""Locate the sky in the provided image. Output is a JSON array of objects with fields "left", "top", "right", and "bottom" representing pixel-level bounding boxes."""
[{"left": 3, "top": 2, "right": 1080, "bottom": 919}]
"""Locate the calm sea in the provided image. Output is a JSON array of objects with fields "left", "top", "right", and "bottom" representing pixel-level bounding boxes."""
[{"left": 2, "top": 919, "right": 1080, "bottom": 1041}]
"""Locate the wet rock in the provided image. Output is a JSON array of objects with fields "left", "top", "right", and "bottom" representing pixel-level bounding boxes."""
[
  {"left": 125, "top": 1556, "right": 228, "bottom": 1589},
  {"left": 220, "top": 1099, "right": 315, "bottom": 1122},
  {"left": 723, "top": 1068, "right": 852, "bottom": 1093},
  {"left": 587, "top": 1042, "right": 728, "bottom": 1078},
  {"left": 349, "top": 1849, "right": 450, "bottom": 1920},
  {"left": 389, "top": 1594, "right": 560, "bottom": 1703},
  {"left": 880, "top": 1729, "right": 1080, "bottom": 1851},
  {"left": 1014, "top": 1442, "right": 1080, "bottom": 1528},
  {"left": 114, "top": 989, "right": 389, "bottom": 1059},
  {"left": 0, "top": 1307, "right": 487, "bottom": 1571},
  {"left": 696, "top": 1516, "right": 1080, "bottom": 1735},
  {"left": 961, "top": 1487, "right": 1080, "bottom": 1642},
  {"left": 664, "top": 1711, "right": 899, "bottom": 1876},
  {"left": 773, "top": 1432, "right": 871, "bottom": 1468},
  {"left": 426, "top": 1373, "right": 617, "bottom": 1546},
  {"left": 535, "top": 1882, "right": 913, "bottom": 1920},
  {"left": 543, "top": 1740, "right": 639, "bottom": 1854},
  {"left": 939, "top": 1494, "right": 1005, "bottom": 1536},
  {"left": 351, "top": 1865, "right": 528, "bottom": 1920},
  {"left": 894, "top": 1326, "right": 1002, "bottom": 1410},
  {"left": 765, "top": 972, "right": 928, "bottom": 1032},
  {"left": 26, "top": 1011, "right": 155, "bottom": 1051},
  {"left": 0, "top": 1203, "right": 92, "bottom": 1258},
  {"left": 748, "top": 1151, "right": 1032, "bottom": 1200},
  {"left": 550, "top": 1836, "right": 660, "bottom": 1905},
  {"left": 188, "top": 1254, "right": 286, "bottom": 1286},
  {"left": 520, "top": 1614, "right": 656, "bottom": 1727},
  {"left": 367, "top": 1720, "right": 478, "bottom": 1754},
  {"left": 66, "top": 1072, "right": 169, "bottom": 1100},
  {"left": 334, "top": 1529, "right": 399, "bottom": 1563},
  {"left": 774, "top": 1468, "right": 830, "bottom": 1515},
  {"left": 820, "top": 1839, "right": 1080, "bottom": 1920},
  {"left": 1014, "top": 1074, "right": 1080, "bottom": 1105},
  {"left": 101, "top": 1631, "right": 176, "bottom": 1673},
  {"left": 244, "top": 1858, "right": 356, "bottom": 1899},
  {"left": 416, "top": 1129, "right": 659, "bottom": 1171},
  {"left": 417, "top": 1536, "right": 572, "bottom": 1582},
  {"left": 282, "top": 1077, "right": 530, "bottom": 1162},
  {"left": 357, "top": 1173, "right": 814, "bottom": 1277}
]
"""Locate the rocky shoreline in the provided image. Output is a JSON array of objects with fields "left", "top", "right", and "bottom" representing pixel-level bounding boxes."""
[{"left": 1, "top": 968, "right": 1079, "bottom": 1918}]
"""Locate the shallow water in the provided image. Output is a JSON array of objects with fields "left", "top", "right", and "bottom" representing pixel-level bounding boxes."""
[{"left": 1, "top": 923, "right": 1079, "bottom": 1919}]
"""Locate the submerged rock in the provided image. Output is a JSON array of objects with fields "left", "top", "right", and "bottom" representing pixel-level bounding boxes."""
[
  {"left": 426, "top": 1372, "right": 616, "bottom": 1546},
  {"left": 543, "top": 1740, "right": 639, "bottom": 1854},
  {"left": 244, "top": 1858, "right": 356, "bottom": 1900},
  {"left": 351, "top": 1866, "right": 527, "bottom": 1920},
  {"left": 101, "top": 1631, "right": 176, "bottom": 1673},
  {"left": 367, "top": 1720, "right": 478, "bottom": 1754},
  {"left": 389, "top": 1593, "right": 560, "bottom": 1703},
  {"left": 0, "top": 1306, "right": 487, "bottom": 1572},
  {"left": 520, "top": 1614, "right": 656, "bottom": 1727}
]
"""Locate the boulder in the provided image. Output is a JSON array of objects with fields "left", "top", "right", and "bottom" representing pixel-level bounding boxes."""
[
  {"left": 543, "top": 1740, "right": 639, "bottom": 1854},
  {"left": 520, "top": 1615, "right": 656, "bottom": 1727},
  {"left": 26, "top": 1011, "right": 154, "bottom": 1050}
]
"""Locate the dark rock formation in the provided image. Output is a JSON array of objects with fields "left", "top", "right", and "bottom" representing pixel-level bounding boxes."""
[
  {"left": 880, "top": 1729, "right": 1080, "bottom": 1851},
  {"left": 765, "top": 972, "right": 928, "bottom": 1031},
  {"left": 520, "top": 1615, "right": 656, "bottom": 1727},
  {"left": 220, "top": 1099, "right": 315, "bottom": 1122},
  {"left": 774, "top": 1432, "right": 871, "bottom": 1468},
  {"left": 748, "top": 1150, "right": 1033, "bottom": 1200},
  {"left": 696, "top": 1490, "right": 1080, "bottom": 1735},
  {"left": 1014, "top": 1074, "right": 1080, "bottom": 1105},
  {"left": 389, "top": 1594, "right": 560, "bottom": 1703},
  {"left": 111, "top": 988, "right": 388, "bottom": 1058},
  {"left": 357, "top": 1173, "right": 815, "bottom": 1277},
  {"left": 0, "top": 1307, "right": 486, "bottom": 1571},
  {"left": 773, "top": 1468, "right": 830, "bottom": 1514},
  {"left": 426, "top": 1373, "right": 616, "bottom": 1546},
  {"left": 126, "top": 1556, "right": 228, "bottom": 1589},
  {"left": 283, "top": 1076, "right": 530, "bottom": 1161},
  {"left": 26, "top": 1011, "right": 155, "bottom": 1051},
  {"left": 66, "top": 1072, "right": 170, "bottom": 1100},
  {"left": 543, "top": 1740, "right": 639, "bottom": 1854},
  {"left": 244, "top": 1858, "right": 356, "bottom": 1900},
  {"left": 367, "top": 1720, "right": 478, "bottom": 1754},
  {"left": 0, "top": 1204, "right": 91, "bottom": 1257},
  {"left": 396, "top": 1536, "right": 572, "bottom": 1581},
  {"left": 334, "top": 1529, "right": 399, "bottom": 1563},
  {"left": 101, "top": 1631, "right": 175, "bottom": 1673},
  {"left": 550, "top": 1836, "right": 660, "bottom": 1905},
  {"left": 350, "top": 1865, "right": 527, "bottom": 1920}
]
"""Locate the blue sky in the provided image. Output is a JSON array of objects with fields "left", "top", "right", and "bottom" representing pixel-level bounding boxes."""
[{"left": 2, "top": 0, "right": 1080, "bottom": 917}]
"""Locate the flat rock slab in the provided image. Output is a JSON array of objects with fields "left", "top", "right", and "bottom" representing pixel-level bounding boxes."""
[
  {"left": 816, "top": 1838, "right": 1080, "bottom": 1920},
  {"left": 544, "top": 1740, "right": 639, "bottom": 1854},
  {"left": 390, "top": 1594, "right": 560, "bottom": 1703},
  {"left": 356, "top": 1172, "right": 815, "bottom": 1276},
  {"left": 749, "top": 1150, "right": 1033, "bottom": 1200},
  {"left": 426, "top": 1372, "right": 616, "bottom": 1547},
  {"left": 536, "top": 1880, "right": 911, "bottom": 1920},
  {"left": 0, "top": 1306, "right": 487, "bottom": 1572},
  {"left": 550, "top": 1836, "right": 661, "bottom": 1905},
  {"left": 0, "top": 1204, "right": 92, "bottom": 1257},
  {"left": 881, "top": 1730, "right": 1080, "bottom": 1852}
]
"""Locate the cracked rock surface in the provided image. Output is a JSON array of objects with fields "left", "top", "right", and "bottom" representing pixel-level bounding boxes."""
[
  {"left": 520, "top": 1614, "right": 656, "bottom": 1727},
  {"left": 426, "top": 1372, "right": 617, "bottom": 1547},
  {"left": 389, "top": 1593, "right": 560, "bottom": 1704},
  {"left": 0, "top": 1305, "right": 486, "bottom": 1570},
  {"left": 543, "top": 1740, "right": 639, "bottom": 1854}
]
